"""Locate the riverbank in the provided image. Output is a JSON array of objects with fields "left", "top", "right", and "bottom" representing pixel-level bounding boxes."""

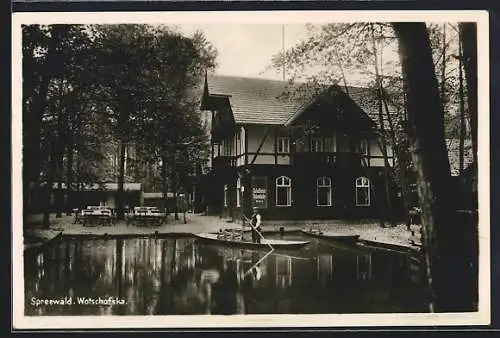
[
  {"left": 254, "top": 219, "right": 422, "bottom": 253},
  {"left": 24, "top": 229, "right": 62, "bottom": 251},
  {"left": 23, "top": 213, "right": 422, "bottom": 253}
]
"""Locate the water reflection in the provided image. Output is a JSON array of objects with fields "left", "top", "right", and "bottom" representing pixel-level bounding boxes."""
[{"left": 24, "top": 236, "right": 426, "bottom": 315}]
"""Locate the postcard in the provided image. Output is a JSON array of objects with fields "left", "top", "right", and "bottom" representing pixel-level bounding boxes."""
[{"left": 12, "top": 9, "right": 490, "bottom": 329}]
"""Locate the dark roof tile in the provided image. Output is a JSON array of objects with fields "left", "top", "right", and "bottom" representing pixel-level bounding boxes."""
[
  {"left": 205, "top": 75, "right": 400, "bottom": 129},
  {"left": 206, "top": 75, "right": 306, "bottom": 125}
]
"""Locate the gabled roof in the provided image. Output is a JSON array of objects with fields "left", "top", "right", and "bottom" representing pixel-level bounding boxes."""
[
  {"left": 342, "top": 86, "right": 401, "bottom": 131},
  {"left": 204, "top": 75, "right": 307, "bottom": 125},
  {"left": 203, "top": 74, "right": 398, "bottom": 129}
]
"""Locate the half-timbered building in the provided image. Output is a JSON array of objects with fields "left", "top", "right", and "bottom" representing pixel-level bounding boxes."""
[{"left": 200, "top": 75, "right": 404, "bottom": 220}]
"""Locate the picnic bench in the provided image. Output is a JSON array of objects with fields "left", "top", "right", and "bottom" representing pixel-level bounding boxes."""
[
  {"left": 75, "top": 206, "right": 114, "bottom": 227},
  {"left": 127, "top": 207, "right": 166, "bottom": 227}
]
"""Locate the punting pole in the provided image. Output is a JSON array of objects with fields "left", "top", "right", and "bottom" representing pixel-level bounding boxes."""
[
  {"left": 242, "top": 247, "right": 311, "bottom": 261},
  {"left": 244, "top": 248, "right": 274, "bottom": 277},
  {"left": 243, "top": 215, "right": 274, "bottom": 251}
]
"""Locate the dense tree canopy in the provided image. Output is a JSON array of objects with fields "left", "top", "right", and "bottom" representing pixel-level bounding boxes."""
[{"left": 22, "top": 24, "right": 217, "bottom": 224}]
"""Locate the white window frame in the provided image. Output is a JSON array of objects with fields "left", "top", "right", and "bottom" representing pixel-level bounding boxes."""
[
  {"left": 236, "top": 131, "right": 241, "bottom": 156},
  {"left": 236, "top": 177, "right": 241, "bottom": 207},
  {"left": 277, "top": 137, "right": 290, "bottom": 154},
  {"left": 239, "top": 128, "right": 245, "bottom": 155},
  {"left": 355, "top": 176, "right": 371, "bottom": 207},
  {"left": 223, "top": 184, "right": 228, "bottom": 207},
  {"left": 310, "top": 137, "right": 324, "bottom": 152},
  {"left": 359, "top": 138, "right": 369, "bottom": 156},
  {"left": 324, "top": 136, "right": 337, "bottom": 153},
  {"left": 316, "top": 176, "right": 332, "bottom": 207},
  {"left": 275, "top": 176, "right": 292, "bottom": 207}
]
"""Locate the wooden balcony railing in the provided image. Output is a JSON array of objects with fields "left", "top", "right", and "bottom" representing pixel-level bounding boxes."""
[
  {"left": 292, "top": 152, "right": 361, "bottom": 167},
  {"left": 212, "top": 152, "right": 363, "bottom": 170}
]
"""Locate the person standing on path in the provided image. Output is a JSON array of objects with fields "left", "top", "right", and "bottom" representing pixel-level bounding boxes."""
[{"left": 250, "top": 207, "right": 262, "bottom": 243}]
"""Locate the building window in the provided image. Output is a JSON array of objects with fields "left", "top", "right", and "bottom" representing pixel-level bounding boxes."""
[
  {"left": 324, "top": 136, "right": 337, "bottom": 152},
  {"left": 355, "top": 177, "right": 370, "bottom": 206},
  {"left": 310, "top": 137, "right": 324, "bottom": 152},
  {"left": 277, "top": 137, "right": 290, "bottom": 154},
  {"left": 359, "top": 139, "right": 369, "bottom": 156},
  {"left": 223, "top": 185, "right": 228, "bottom": 207},
  {"left": 317, "top": 177, "right": 332, "bottom": 206},
  {"left": 236, "top": 177, "right": 241, "bottom": 207},
  {"left": 239, "top": 128, "right": 245, "bottom": 155},
  {"left": 236, "top": 132, "right": 241, "bottom": 156},
  {"left": 276, "top": 176, "right": 292, "bottom": 207}
]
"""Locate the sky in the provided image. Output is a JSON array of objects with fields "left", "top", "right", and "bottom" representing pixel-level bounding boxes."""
[
  {"left": 175, "top": 23, "right": 404, "bottom": 86},
  {"left": 177, "top": 24, "right": 310, "bottom": 81}
]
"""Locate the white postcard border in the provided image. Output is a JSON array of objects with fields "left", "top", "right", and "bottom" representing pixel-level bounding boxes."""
[{"left": 12, "top": 10, "right": 490, "bottom": 329}]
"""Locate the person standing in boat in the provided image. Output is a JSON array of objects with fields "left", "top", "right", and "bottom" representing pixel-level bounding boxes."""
[{"left": 250, "top": 207, "right": 262, "bottom": 243}]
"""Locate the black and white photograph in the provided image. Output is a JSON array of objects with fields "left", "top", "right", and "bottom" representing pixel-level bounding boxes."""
[{"left": 12, "top": 10, "right": 490, "bottom": 329}]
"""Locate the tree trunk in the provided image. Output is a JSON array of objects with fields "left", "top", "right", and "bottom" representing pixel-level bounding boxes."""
[
  {"left": 459, "top": 23, "right": 478, "bottom": 173},
  {"left": 172, "top": 150, "right": 179, "bottom": 221},
  {"left": 162, "top": 154, "right": 168, "bottom": 215},
  {"left": 24, "top": 73, "right": 49, "bottom": 219},
  {"left": 116, "top": 139, "right": 126, "bottom": 220},
  {"left": 41, "top": 183, "right": 52, "bottom": 228},
  {"left": 27, "top": 26, "right": 60, "bottom": 220},
  {"left": 56, "top": 163, "right": 64, "bottom": 218},
  {"left": 65, "top": 135, "right": 74, "bottom": 216},
  {"left": 74, "top": 149, "right": 81, "bottom": 209},
  {"left": 145, "top": 161, "right": 150, "bottom": 192},
  {"left": 42, "top": 138, "right": 58, "bottom": 228},
  {"left": 458, "top": 38, "right": 466, "bottom": 177},
  {"left": 55, "top": 86, "right": 66, "bottom": 218},
  {"left": 440, "top": 24, "right": 447, "bottom": 111},
  {"left": 393, "top": 23, "right": 462, "bottom": 312},
  {"left": 23, "top": 43, "right": 38, "bottom": 218},
  {"left": 27, "top": 55, "right": 52, "bottom": 205}
]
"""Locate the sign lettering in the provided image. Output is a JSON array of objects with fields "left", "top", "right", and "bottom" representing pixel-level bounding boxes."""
[{"left": 252, "top": 177, "right": 267, "bottom": 208}]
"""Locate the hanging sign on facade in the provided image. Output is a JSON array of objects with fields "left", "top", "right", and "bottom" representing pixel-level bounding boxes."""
[{"left": 252, "top": 177, "right": 268, "bottom": 208}]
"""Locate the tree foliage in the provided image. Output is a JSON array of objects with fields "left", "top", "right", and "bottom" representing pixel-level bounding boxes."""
[
  {"left": 271, "top": 22, "right": 478, "bottom": 311},
  {"left": 22, "top": 24, "right": 217, "bottom": 225},
  {"left": 271, "top": 22, "right": 474, "bottom": 215}
]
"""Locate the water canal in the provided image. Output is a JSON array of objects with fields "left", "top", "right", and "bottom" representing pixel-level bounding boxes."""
[{"left": 24, "top": 235, "right": 427, "bottom": 315}]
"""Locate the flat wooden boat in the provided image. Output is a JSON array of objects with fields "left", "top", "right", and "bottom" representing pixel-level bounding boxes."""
[
  {"left": 300, "top": 229, "right": 360, "bottom": 243},
  {"left": 194, "top": 233, "right": 310, "bottom": 249}
]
